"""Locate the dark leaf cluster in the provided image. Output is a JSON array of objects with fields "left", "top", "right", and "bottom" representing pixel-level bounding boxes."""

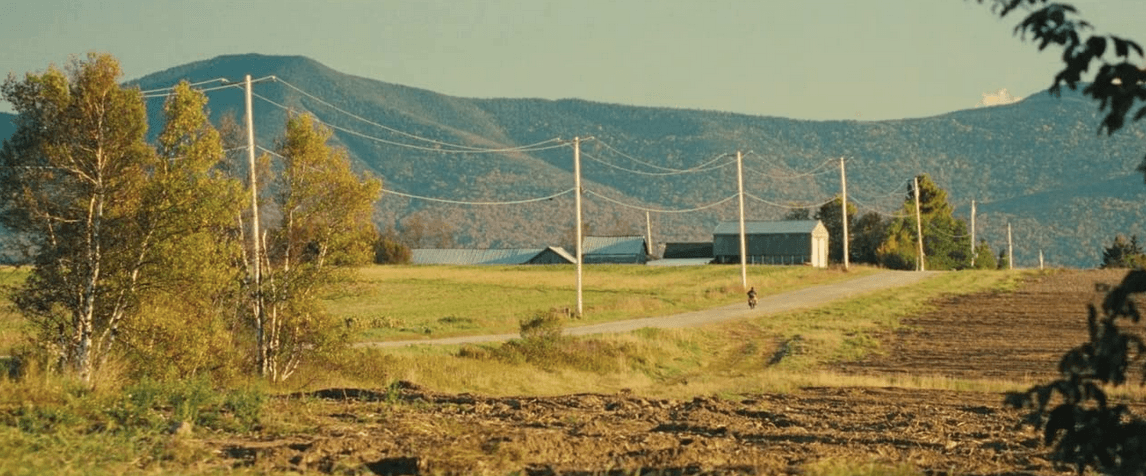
[{"left": 1005, "top": 270, "right": 1146, "bottom": 474}]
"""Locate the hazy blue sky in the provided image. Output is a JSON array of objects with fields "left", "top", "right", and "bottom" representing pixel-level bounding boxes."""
[{"left": 2, "top": 0, "right": 1143, "bottom": 120}]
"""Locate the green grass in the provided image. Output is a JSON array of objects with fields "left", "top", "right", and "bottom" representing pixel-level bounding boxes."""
[
  {"left": 0, "top": 267, "right": 29, "bottom": 354},
  {"left": 330, "top": 263, "right": 877, "bottom": 341},
  {"left": 317, "top": 268, "right": 1032, "bottom": 399}
]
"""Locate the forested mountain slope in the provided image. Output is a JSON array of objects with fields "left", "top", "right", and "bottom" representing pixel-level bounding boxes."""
[{"left": 6, "top": 53, "right": 1145, "bottom": 267}]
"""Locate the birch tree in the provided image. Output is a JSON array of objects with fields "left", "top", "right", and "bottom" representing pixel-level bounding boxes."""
[
  {"left": 119, "top": 81, "right": 246, "bottom": 379},
  {"left": 0, "top": 53, "right": 153, "bottom": 383},
  {"left": 255, "top": 113, "right": 380, "bottom": 382}
]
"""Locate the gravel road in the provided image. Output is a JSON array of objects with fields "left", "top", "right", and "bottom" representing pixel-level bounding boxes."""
[{"left": 359, "top": 270, "right": 941, "bottom": 349}]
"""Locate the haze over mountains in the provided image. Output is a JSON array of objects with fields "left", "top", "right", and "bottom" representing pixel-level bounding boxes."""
[{"left": 3, "top": 53, "right": 1145, "bottom": 268}]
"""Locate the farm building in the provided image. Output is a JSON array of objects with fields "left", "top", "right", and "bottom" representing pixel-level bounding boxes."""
[
  {"left": 662, "top": 242, "right": 714, "bottom": 259},
  {"left": 411, "top": 247, "right": 575, "bottom": 265},
  {"left": 582, "top": 236, "right": 649, "bottom": 264},
  {"left": 712, "top": 220, "right": 829, "bottom": 267},
  {"left": 528, "top": 246, "right": 577, "bottom": 264}
]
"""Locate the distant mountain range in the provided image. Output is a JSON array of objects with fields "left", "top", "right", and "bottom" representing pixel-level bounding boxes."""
[{"left": 4, "top": 53, "right": 1146, "bottom": 268}]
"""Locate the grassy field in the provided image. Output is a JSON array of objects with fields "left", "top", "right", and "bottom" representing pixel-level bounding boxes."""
[
  {"left": 320, "top": 266, "right": 1027, "bottom": 399},
  {"left": 329, "top": 263, "right": 878, "bottom": 341},
  {"left": 0, "top": 264, "right": 1034, "bottom": 476}
]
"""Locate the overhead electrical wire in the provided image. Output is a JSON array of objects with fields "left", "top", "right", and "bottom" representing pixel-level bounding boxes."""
[
  {"left": 139, "top": 77, "right": 231, "bottom": 95},
  {"left": 254, "top": 145, "right": 574, "bottom": 206},
  {"left": 580, "top": 151, "right": 734, "bottom": 177},
  {"left": 592, "top": 140, "right": 735, "bottom": 174},
  {"left": 742, "top": 152, "right": 837, "bottom": 180},
  {"left": 585, "top": 189, "right": 738, "bottom": 214},
  {"left": 850, "top": 197, "right": 912, "bottom": 218},
  {"left": 743, "top": 192, "right": 838, "bottom": 210},
  {"left": 133, "top": 76, "right": 939, "bottom": 225},
  {"left": 382, "top": 187, "right": 576, "bottom": 206},
  {"left": 275, "top": 78, "right": 547, "bottom": 153},
  {"left": 252, "top": 92, "right": 566, "bottom": 154}
]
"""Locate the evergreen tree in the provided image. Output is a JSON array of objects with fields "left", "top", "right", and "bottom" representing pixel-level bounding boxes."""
[
  {"left": 814, "top": 195, "right": 857, "bottom": 264},
  {"left": 1100, "top": 234, "right": 1146, "bottom": 269},
  {"left": 877, "top": 174, "right": 971, "bottom": 270},
  {"left": 972, "top": 239, "right": 998, "bottom": 270},
  {"left": 850, "top": 212, "right": 887, "bottom": 265}
]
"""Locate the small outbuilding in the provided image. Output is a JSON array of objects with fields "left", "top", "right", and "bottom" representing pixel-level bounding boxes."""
[
  {"left": 582, "top": 236, "right": 649, "bottom": 264},
  {"left": 712, "top": 220, "right": 829, "bottom": 268}
]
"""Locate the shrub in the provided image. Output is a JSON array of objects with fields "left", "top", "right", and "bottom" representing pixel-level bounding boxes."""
[{"left": 519, "top": 309, "right": 567, "bottom": 343}]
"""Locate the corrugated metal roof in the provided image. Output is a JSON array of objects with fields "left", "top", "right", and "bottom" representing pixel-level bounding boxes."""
[
  {"left": 714, "top": 220, "right": 823, "bottom": 235},
  {"left": 411, "top": 248, "right": 545, "bottom": 265},
  {"left": 541, "top": 246, "right": 577, "bottom": 263},
  {"left": 583, "top": 236, "right": 646, "bottom": 256}
]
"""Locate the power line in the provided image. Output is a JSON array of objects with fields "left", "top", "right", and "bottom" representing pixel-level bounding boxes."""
[
  {"left": 383, "top": 187, "right": 576, "bottom": 206},
  {"left": 851, "top": 197, "right": 912, "bottom": 218},
  {"left": 742, "top": 152, "right": 837, "bottom": 180},
  {"left": 252, "top": 92, "right": 566, "bottom": 154},
  {"left": 593, "top": 139, "right": 735, "bottom": 174},
  {"left": 580, "top": 150, "right": 734, "bottom": 177},
  {"left": 276, "top": 77, "right": 550, "bottom": 153},
  {"left": 743, "top": 191, "right": 838, "bottom": 210},
  {"left": 255, "top": 145, "right": 574, "bottom": 206},
  {"left": 584, "top": 189, "right": 738, "bottom": 214},
  {"left": 139, "top": 77, "right": 231, "bottom": 95}
]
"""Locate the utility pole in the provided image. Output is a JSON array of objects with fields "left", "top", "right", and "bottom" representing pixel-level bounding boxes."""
[
  {"left": 914, "top": 176, "right": 925, "bottom": 271},
  {"left": 574, "top": 137, "right": 583, "bottom": 318},
  {"left": 970, "top": 200, "right": 976, "bottom": 267},
  {"left": 839, "top": 157, "right": 849, "bottom": 271},
  {"left": 645, "top": 210, "right": 653, "bottom": 258},
  {"left": 737, "top": 151, "right": 747, "bottom": 288},
  {"left": 1007, "top": 222, "right": 1014, "bottom": 270},
  {"left": 244, "top": 74, "right": 267, "bottom": 375}
]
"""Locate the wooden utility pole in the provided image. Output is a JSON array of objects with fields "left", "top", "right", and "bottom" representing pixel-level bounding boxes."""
[
  {"left": 839, "top": 157, "right": 849, "bottom": 271},
  {"left": 914, "top": 176, "right": 925, "bottom": 271},
  {"left": 244, "top": 74, "right": 268, "bottom": 375},
  {"left": 574, "top": 137, "right": 583, "bottom": 317},
  {"left": 737, "top": 151, "right": 747, "bottom": 288},
  {"left": 970, "top": 200, "right": 976, "bottom": 267},
  {"left": 1007, "top": 222, "right": 1014, "bottom": 270},
  {"left": 645, "top": 210, "right": 653, "bottom": 257}
]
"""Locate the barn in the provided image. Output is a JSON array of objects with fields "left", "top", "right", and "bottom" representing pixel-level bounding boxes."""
[
  {"left": 411, "top": 247, "right": 574, "bottom": 265},
  {"left": 582, "top": 236, "right": 649, "bottom": 264},
  {"left": 712, "top": 220, "right": 829, "bottom": 267}
]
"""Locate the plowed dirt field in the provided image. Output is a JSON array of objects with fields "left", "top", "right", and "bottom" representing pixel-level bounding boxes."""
[{"left": 210, "top": 270, "right": 1142, "bottom": 475}]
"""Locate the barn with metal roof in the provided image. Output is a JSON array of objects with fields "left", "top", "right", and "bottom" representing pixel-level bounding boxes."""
[
  {"left": 582, "top": 236, "right": 649, "bottom": 264},
  {"left": 411, "top": 248, "right": 572, "bottom": 265},
  {"left": 712, "top": 220, "right": 828, "bottom": 267}
]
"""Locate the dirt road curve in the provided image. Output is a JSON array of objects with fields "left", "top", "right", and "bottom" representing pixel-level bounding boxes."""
[{"left": 362, "top": 270, "right": 942, "bottom": 348}]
